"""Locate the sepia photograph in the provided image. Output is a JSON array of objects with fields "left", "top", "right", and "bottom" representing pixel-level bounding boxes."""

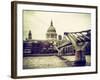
[{"left": 23, "top": 10, "right": 91, "bottom": 69}]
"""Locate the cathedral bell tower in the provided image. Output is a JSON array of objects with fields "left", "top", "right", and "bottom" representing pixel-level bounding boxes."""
[{"left": 28, "top": 30, "right": 32, "bottom": 40}]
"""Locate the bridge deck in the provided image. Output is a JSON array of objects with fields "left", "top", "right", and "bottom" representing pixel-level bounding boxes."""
[{"left": 23, "top": 55, "right": 91, "bottom": 69}]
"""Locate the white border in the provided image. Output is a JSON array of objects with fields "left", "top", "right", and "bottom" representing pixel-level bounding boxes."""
[{"left": 17, "top": 3, "right": 96, "bottom": 76}]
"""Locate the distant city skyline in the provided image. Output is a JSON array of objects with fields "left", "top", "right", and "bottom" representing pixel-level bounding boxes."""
[{"left": 23, "top": 10, "right": 91, "bottom": 40}]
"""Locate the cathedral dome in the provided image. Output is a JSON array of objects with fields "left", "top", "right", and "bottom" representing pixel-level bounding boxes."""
[
  {"left": 46, "top": 20, "right": 57, "bottom": 41},
  {"left": 47, "top": 20, "right": 56, "bottom": 33},
  {"left": 47, "top": 25, "right": 56, "bottom": 32}
]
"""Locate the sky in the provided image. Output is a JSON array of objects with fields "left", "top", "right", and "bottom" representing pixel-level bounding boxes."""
[{"left": 23, "top": 10, "right": 91, "bottom": 40}]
